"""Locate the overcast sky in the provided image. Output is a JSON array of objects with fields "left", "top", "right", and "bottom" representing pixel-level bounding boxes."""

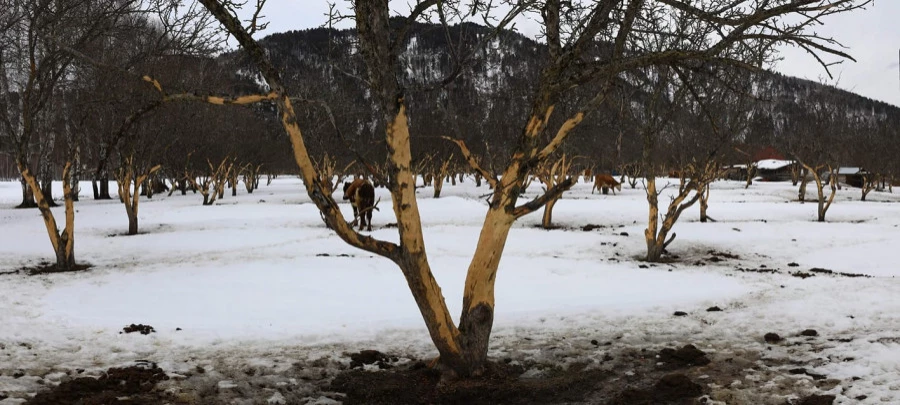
[{"left": 244, "top": 1, "right": 900, "bottom": 107}]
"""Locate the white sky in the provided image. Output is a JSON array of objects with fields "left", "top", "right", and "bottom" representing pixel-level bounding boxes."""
[{"left": 244, "top": 1, "right": 899, "bottom": 107}]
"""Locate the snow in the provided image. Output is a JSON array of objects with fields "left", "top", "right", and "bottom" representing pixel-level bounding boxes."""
[
  {"left": 756, "top": 159, "right": 793, "bottom": 170},
  {"left": 836, "top": 167, "right": 862, "bottom": 175},
  {"left": 2, "top": 177, "right": 900, "bottom": 403}
]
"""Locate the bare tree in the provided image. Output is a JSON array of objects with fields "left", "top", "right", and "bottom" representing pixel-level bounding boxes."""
[
  {"left": 114, "top": 155, "right": 160, "bottom": 235},
  {"left": 0, "top": 0, "right": 140, "bottom": 270},
  {"left": 536, "top": 153, "right": 574, "bottom": 229},
  {"left": 786, "top": 100, "right": 846, "bottom": 221},
  {"left": 184, "top": 0, "right": 871, "bottom": 377},
  {"left": 432, "top": 154, "right": 453, "bottom": 198}
]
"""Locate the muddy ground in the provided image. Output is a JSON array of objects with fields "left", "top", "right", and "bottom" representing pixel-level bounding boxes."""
[{"left": 8, "top": 333, "right": 852, "bottom": 405}]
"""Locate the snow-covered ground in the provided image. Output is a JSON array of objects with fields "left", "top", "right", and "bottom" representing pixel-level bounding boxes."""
[{"left": 1, "top": 177, "right": 900, "bottom": 403}]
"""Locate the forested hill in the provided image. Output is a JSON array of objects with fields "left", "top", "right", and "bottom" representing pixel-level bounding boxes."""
[{"left": 231, "top": 21, "right": 900, "bottom": 167}]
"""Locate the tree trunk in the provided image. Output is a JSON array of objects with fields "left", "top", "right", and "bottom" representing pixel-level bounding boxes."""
[
  {"left": 70, "top": 148, "right": 81, "bottom": 202},
  {"left": 802, "top": 163, "right": 836, "bottom": 222},
  {"left": 433, "top": 173, "right": 444, "bottom": 198},
  {"left": 646, "top": 242, "right": 665, "bottom": 263},
  {"left": 821, "top": 168, "right": 837, "bottom": 222},
  {"left": 817, "top": 185, "right": 826, "bottom": 222},
  {"left": 17, "top": 177, "right": 37, "bottom": 208},
  {"left": 19, "top": 162, "right": 76, "bottom": 271},
  {"left": 644, "top": 175, "right": 700, "bottom": 262},
  {"left": 94, "top": 171, "right": 112, "bottom": 200},
  {"left": 126, "top": 205, "right": 138, "bottom": 235},
  {"left": 699, "top": 184, "right": 709, "bottom": 223},
  {"left": 861, "top": 174, "right": 874, "bottom": 201},
  {"left": 813, "top": 172, "right": 825, "bottom": 221},
  {"left": 40, "top": 168, "right": 57, "bottom": 207},
  {"left": 644, "top": 176, "right": 664, "bottom": 262},
  {"left": 453, "top": 208, "right": 517, "bottom": 375},
  {"left": 541, "top": 197, "right": 559, "bottom": 229},
  {"left": 744, "top": 165, "right": 755, "bottom": 189},
  {"left": 790, "top": 162, "right": 800, "bottom": 186},
  {"left": 798, "top": 168, "right": 809, "bottom": 202},
  {"left": 92, "top": 142, "right": 113, "bottom": 200}
]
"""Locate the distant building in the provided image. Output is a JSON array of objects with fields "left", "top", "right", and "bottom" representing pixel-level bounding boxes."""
[
  {"left": 756, "top": 159, "right": 795, "bottom": 182},
  {"left": 722, "top": 164, "right": 749, "bottom": 181},
  {"left": 827, "top": 167, "right": 869, "bottom": 188}
]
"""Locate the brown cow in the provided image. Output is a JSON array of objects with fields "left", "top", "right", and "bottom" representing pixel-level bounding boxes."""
[
  {"left": 592, "top": 174, "right": 622, "bottom": 195},
  {"left": 343, "top": 178, "right": 376, "bottom": 231}
]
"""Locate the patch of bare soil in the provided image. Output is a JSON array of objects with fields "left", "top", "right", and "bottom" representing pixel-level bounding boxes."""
[
  {"left": 18, "top": 339, "right": 852, "bottom": 404},
  {"left": 706, "top": 250, "right": 740, "bottom": 262},
  {"left": 657, "top": 345, "right": 711, "bottom": 370},
  {"left": 331, "top": 345, "right": 717, "bottom": 405},
  {"left": 609, "top": 373, "right": 703, "bottom": 405},
  {"left": 21, "top": 261, "right": 92, "bottom": 275},
  {"left": 348, "top": 349, "right": 399, "bottom": 369},
  {"left": 330, "top": 361, "right": 613, "bottom": 405},
  {"left": 798, "top": 394, "right": 836, "bottom": 405},
  {"left": 808, "top": 267, "right": 871, "bottom": 278},
  {"left": 121, "top": 324, "right": 156, "bottom": 335},
  {"left": 786, "top": 267, "right": 870, "bottom": 279},
  {"left": 736, "top": 266, "right": 779, "bottom": 274},
  {"left": 25, "top": 362, "right": 169, "bottom": 405}
]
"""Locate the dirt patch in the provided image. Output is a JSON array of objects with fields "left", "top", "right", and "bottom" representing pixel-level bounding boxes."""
[
  {"left": 808, "top": 267, "right": 871, "bottom": 278},
  {"left": 800, "top": 329, "right": 819, "bottom": 337},
  {"left": 798, "top": 394, "right": 836, "bottom": 405},
  {"left": 791, "top": 271, "right": 815, "bottom": 279},
  {"left": 610, "top": 373, "right": 703, "bottom": 405},
  {"left": 657, "top": 345, "right": 710, "bottom": 370},
  {"left": 26, "top": 362, "right": 169, "bottom": 405},
  {"left": 23, "top": 261, "right": 92, "bottom": 275},
  {"left": 788, "top": 368, "right": 826, "bottom": 380},
  {"left": 707, "top": 250, "right": 740, "bottom": 260},
  {"left": 121, "top": 324, "right": 156, "bottom": 335},
  {"left": 348, "top": 349, "right": 399, "bottom": 369},
  {"left": 764, "top": 333, "right": 783, "bottom": 344},
  {"left": 736, "top": 266, "right": 778, "bottom": 274},
  {"left": 330, "top": 361, "right": 611, "bottom": 405}
]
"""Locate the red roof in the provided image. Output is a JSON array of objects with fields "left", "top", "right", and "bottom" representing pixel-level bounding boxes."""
[{"left": 752, "top": 146, "right": 784, "bottom": 161}]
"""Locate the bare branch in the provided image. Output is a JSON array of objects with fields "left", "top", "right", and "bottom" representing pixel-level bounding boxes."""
[
  {"left": 513, "top": 176, "right": 576, "bottom": 219},
  {"left": 442, "top": 136, "right": 498, "bottom": 189}
]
